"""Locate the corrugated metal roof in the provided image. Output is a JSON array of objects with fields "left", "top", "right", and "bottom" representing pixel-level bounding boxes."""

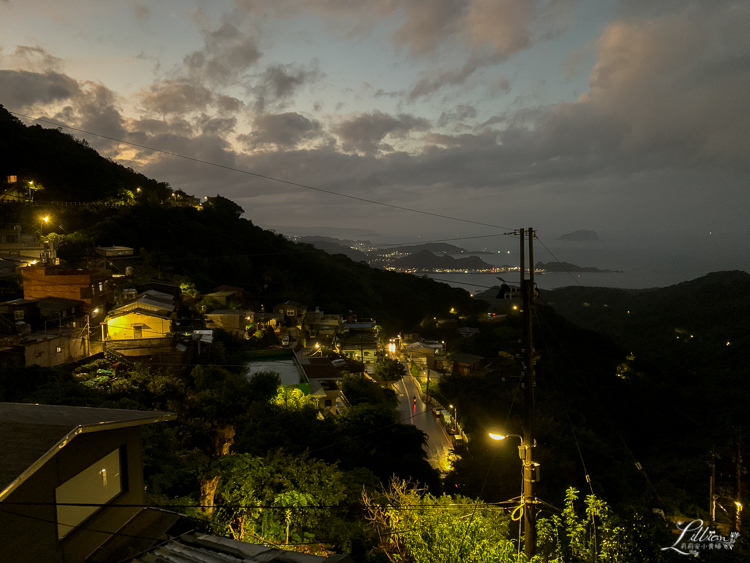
[{"left": 128, "top": 534, "right": 353, "bottom": 563}]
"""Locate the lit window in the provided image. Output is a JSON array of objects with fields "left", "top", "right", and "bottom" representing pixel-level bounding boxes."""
[
  {"left": 55, "top": 449, "right": 123, "bottom": 539},
  {"left": 56, "top": 346, "right": 62, "bottom": 353}
]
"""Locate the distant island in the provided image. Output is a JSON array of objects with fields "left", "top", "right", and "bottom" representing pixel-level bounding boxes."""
[
  {"left": 558, "top": 230, "right": 599, "bottom": 241},
  {"left": 391, "top": 250, "right": 495, "bottom": 272},
  {"left": 536, "top": 261, "right": 622, "bottom": 273}
]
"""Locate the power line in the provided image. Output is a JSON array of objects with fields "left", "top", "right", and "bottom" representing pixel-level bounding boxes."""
[{"left": 10, "top": 111, "right": 516, "bottom": 232}]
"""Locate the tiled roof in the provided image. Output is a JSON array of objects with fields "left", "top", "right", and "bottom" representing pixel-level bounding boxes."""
[{"left": 0, "top": 403, "right": 175, "bottom": 501}]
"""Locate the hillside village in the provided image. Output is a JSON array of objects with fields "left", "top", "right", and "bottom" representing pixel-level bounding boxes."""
[{"left": 1, "top": 108, "right": 749, "bottom": 562}]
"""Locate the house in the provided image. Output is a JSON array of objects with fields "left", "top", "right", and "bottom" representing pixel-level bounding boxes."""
[
  {"left": 0, "top": 298, "right": 42, "bottom": 334},
  {"left": 253, "top": 311, "right": 281, "bottom": 330},
  {"left": 450, "top": 353, "right": 485, "bottom": 376},
  {"left": 104, "top": 308, "right": 172, "bottom": 340},
  {"left": 0, "top": 297, "right": 91, "bottom": 366},
  {"left": 115, "top": 290, "right": 176, "bottom": 318},
  {"left": 101, "top": 290, "right": 194, "bottom": 368},
  {"left": 298, "top": 356, "right": 348, "bottom": 414},
  {"left": 335, "top": 318, "right": 380, "bottom": 371},
  {"left": 22, "top": 266, "right": 112, "bottom": 323},
  {"left": 405, "top": 341, "right": 445, "bottom": 369},
  {"left": 0, "top": 329, "right": 88, "bottom": 368},
  {"left": 0, "top": 257, "right": 18, "bottom": 278},
  {"left": 273, "top": 300, "right": 308, "bottom": 327},
  {"left": 304, "top": 308, "right": 343, "bottom": 342},
  {"left": 205, "top": 309, "right": 254, "bottom": 337},
  {"left": 209, "top": 285, "right": 244, "bottom": 304},
  {"left": 458, "top": 327, "right": 480, "bottom": 338},
  {"left": 137, "top": 280, "right": 182, "bottom": 301},
  {"left": 0, "top": 297, "right": 85, "bottom": 336},
  {"left": 0, "top": 224, "right": 59, "bottom": 266},
  {"left": 0, "top": 403, "right": 176, "bottom": 563},
  {"left": 95, "top": 246, "right": 133, "bottom": 258}
]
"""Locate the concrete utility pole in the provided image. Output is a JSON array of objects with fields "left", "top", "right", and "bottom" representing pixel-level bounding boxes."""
[{"left": 520, "top": 227, "right": 537, "bottom": 560}]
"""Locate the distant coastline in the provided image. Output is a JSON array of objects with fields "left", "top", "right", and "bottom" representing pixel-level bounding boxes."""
[{"left": 536, "top": 261, "right": 623, "bottom": 274}]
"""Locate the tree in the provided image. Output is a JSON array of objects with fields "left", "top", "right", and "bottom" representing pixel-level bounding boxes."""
[
  {"left": 212, "top": 451, "right": 347, "bottom": 549},
  {"left": 373, "top": 358, "right": 406, "bottom": 387},
  {"left": 536, "top": 487, "right": 630, "bottom": 563},
  {"left": 362, "top": 478, "right": 518, "bottom": 563}
]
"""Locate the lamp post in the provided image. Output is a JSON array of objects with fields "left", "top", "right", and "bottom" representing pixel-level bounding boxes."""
[
  {"left": 40, "top": 215, "right": 49, "bottom": 237},
  {"left": 450, "top": 403, "right": 458, "bottom": 434},
  {"left": 489, "top": 432, "right": 538, "bottom": 558}
]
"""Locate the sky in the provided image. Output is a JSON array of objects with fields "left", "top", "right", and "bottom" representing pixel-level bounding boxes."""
[{"left": 1, "top": 0, "right": 749, "bottom": 278}]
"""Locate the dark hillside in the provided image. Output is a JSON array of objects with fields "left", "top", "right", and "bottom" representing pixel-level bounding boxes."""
[
  {"left": 541, "top": 271, "right": 750, "bottom": 452},
  {"left": 0, "top": 107, "right": 487, "bottom": 331},
  {"left": 0, "top": 105, "right": 171, "bottom": 202}
]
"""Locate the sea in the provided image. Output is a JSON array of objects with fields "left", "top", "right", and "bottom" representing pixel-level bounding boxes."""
[{"left": 419, "top": 238, "right": 750, "bottom": 293}]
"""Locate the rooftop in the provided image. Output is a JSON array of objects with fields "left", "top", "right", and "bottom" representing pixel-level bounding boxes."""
[
  {"left": 0, "top": 403, "right": 175, "bottom": 501},
  {"left": 129, "top": 533, "right": 353, "bottom": 563}
]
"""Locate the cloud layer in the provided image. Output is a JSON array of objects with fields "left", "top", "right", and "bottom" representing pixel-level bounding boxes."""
[{"left": 0, "top": 0, "right": 748, "bottom": 251}]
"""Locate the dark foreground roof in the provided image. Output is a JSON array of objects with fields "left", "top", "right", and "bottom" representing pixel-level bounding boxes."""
[
  {"left": 128, "top": 533, "right": 354, "bottom": 563},
  {"left": 0, "top": 403, "right": 175, "bottom": 501}
]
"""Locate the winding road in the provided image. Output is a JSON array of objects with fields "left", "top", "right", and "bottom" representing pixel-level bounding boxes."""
[{"left": 395, "top": 371, "right": 453, "bottom": 471}]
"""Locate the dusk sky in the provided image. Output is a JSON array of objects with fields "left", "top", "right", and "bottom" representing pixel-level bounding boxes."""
[{"left": 1, "top": 0, "right": 748, "bottom": 275}]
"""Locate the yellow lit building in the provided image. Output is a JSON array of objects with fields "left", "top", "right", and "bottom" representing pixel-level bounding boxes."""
[{"left": 105, "top": 309, "right": 172, "bottom": 340}]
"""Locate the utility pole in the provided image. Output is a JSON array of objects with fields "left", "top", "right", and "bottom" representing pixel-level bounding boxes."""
[
  {"left": 736, "top": 437, "right": 743, "bottom": 533},
  {"left": 520, "top": 227, "right": 537, "bottom": 560},
  {"left": 710, "top": 448, "right": 716, "bottom": 526}
]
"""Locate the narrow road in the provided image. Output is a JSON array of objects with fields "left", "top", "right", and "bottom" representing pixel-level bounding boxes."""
[{"left": 396, "top": 372, "right": 453, "bottom": 471}]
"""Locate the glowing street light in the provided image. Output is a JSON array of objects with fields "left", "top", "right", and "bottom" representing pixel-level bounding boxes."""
[
  {"left": 489, "top": 431, "right": 539, "bottom": 557},
  {"left": 488, "top": 432, "right": 522, "bottom": 442},
  {"left": 40, "top": 215, "right": 49, "bottom": 237}
]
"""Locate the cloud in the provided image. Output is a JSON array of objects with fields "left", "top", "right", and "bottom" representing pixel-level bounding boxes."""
[
  {"left": 240, "top": 112, "right": 323, "bottom": 149},
  {"left": 562, "top": 43, "right": 594, "bottom": 81},
  {"left": 134, "top": 1, "right": 150, "bottom": 20},
  {"left": 390, "top": 0, "right": 465, "bottom": 56},
  {"left": 9, "top": 45, "right": 64, "bottom": 72},
  {"left": 408, "top": 55, "right": 486, "bottom": 100},
  {"left": 196, "top": 114, "right": 237, "bottom": 136},
  {"left": 466, "top": 0, "right": 534, "bottom": 55},
  {"left": 139, "top": 79, "right": 215, "bottom": 115},
  {"left": 0, "top": 69, "right": 80, "bottom": 109},
  {"left": 184, "top": 20, "right": 261, "bottom": 87},
  {"left": 64, "top": 81, "right": 127, "bottom": 142},
  {"left": 216, "top": 94, "right": 244, "bottom": 113},
  {"left": 577, "top": 1, "right": 750, "bottom": 164},
  {"left": 437, "top": 104, "right": 477, "bottom": 127},
  {"left": 251, "top": 63, "right": 323, "bottom": 111},
  {"left": 335, "top": 110, "right": 431, "bottom": 153}
]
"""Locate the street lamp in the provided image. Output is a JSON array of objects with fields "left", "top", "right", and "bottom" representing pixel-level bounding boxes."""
[
  {"left": 489, "top": 431, "right": 539, "bottom": 558},
  {"left": 449, "top": 404, "right": 458, "bottom": 434},
  {"left": 40, "top": 215, "right": 49, "bottom": 237}
]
